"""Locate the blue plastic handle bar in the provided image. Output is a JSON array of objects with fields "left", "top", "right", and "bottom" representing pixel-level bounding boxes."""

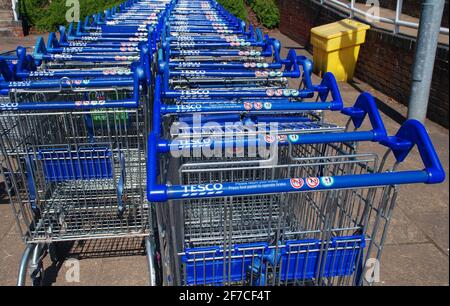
[
  {"left": 163, "top": 88, "right": 315, "bottom": 99},
  {"left": 161, "top": 101, "right": 339, "bottom": 114},
  {"left": 175, "top": 114, "right": 312, "bottom": 124},
  {"left": 34, "top": 35, "right": 149, "bottom": 62},
  {"left": 341, "top": 92, "right": 387, "bottom": 141},
  {"left": 164, "top": 48, "right": 299, "bottom": 79},
  {"left": 0, "top": 66, "right": 146, "bottom": 112},
  {"left": 159, "top": 75, "right": 341, "bottom": 110},
  {"left": 1, "top": 77, "right": 134, "bottom": 90},
  {"left": 380, "top": 119, "right": 445, "bottom": 184},
  {"left": 156, "top": 130, "right": 378, "bottom": 154},
  {"left": 161, "top": 35, "right": 275, "bottom": 61},
  {"left": 168, "top": 61, "right": 283, "bottom": 70},
  {"left": 156, "top": 92, "right": 387, "bottom": 152},
  {"left": 14, "top": 44, "right": 150, "bottom": 83},
  {"left": 147, "top": 134, "right": 442, "bottom": 202},
  {"left": 147, "top": 117, "right": 444, "bottom": 202},
  {"left": 297, "top": 56, "right": 314, "bottom": 89}
]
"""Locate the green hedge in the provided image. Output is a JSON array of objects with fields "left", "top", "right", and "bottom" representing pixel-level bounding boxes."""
[
  {"left": 19, "top": 0, "right": 123, "bottom": 32},
  {"left": 247, "top": 0, "right": 280, "bottom": 29},
  {"left": 217, "top": 0, "right": 248, "bottom": 22}
]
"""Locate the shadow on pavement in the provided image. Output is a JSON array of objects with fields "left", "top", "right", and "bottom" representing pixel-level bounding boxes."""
[
  {"left": 348, "top": 80, "right": 407, "bottom": 125},
  {"left": 42, "top": 237, "right": 146, "bottom": 286}
]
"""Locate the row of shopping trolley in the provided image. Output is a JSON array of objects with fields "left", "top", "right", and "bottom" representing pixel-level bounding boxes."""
[
  {"left": 0, "top": 0, "right": 173, "bottom": 286},
  {"left": 0, "top": 0, "right": 445, "bottom": 286}
]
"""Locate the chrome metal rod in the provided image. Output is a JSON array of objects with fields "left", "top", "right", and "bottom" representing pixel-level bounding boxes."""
[
  {"left": 17, "top": 244, "right": 36, "bottom": 286},
  {"left": 145, "top": 236, "right": 158, "bottom": 286}
]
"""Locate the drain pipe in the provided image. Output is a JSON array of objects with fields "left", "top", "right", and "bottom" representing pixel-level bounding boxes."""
[
  {"left": 11, "top": 0, "right": 19, "bottom": 22},
  {"left": 407, "top": 0, "right": 445, "bottom": 123}
]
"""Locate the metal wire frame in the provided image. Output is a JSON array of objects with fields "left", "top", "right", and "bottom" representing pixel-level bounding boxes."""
[
  {"left": 0, "top": 88, "right": 150, "bottom": 243},
  {"left": 153, "top": 138, "right": 398, "bottom": 286}
]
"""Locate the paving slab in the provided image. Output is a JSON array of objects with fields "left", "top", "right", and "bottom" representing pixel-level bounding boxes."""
[
  {"left": 43, "top": 256, "right": 104, "bottom": 286},
  {"left": 0, "top": 225, "right": 23, "bottom": 286},
  {"left": 379, "top": 243, "right": 449, "bottom": 286},
  {"left": 0, "top": 203, "right": 15, "bottom": 240},
  {"left": 97, "top": 256, "right": 149, "bottom": 286},
  {"left": 408, "top": 212, "right": 449, "bottom": 255},
  {"left": 384, "top": 208, "right": 429, "bottom": 246}
]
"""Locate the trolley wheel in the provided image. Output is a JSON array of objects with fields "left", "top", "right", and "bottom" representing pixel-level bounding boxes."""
[
  {"left": 30, "top": 263, "right": 43, "bottom": 287},
  {"left": 48, "top": 243, "right": 62, "bottom": 263},
  {"left": 1, "top": 166, "right": 15, "bottom": 199},
  {"left": 0, "top": 181, "right": 5, "bottom": 200}
]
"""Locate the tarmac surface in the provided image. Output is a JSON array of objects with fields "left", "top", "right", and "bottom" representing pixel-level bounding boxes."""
[{"left": 0, "top": 31, "right": 448, "bottom": 286}]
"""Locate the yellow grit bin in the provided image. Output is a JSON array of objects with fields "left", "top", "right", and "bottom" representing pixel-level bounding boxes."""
[{"left": 311, "top": 19, "right": 371, "bottom": 82}]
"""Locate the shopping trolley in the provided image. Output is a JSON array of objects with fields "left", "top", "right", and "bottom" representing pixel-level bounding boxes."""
[
  {"left": 147, "top": 91, "right": 445, "bottom": 286},
  {"left": 0, "top": 0, "right": 173, "bottom": 286},
  {"left": 0, "top": 57, "right": 153, "bottom": 286},
  {"left": 144, "top": 0, "right": 444, "bottom": 288}
]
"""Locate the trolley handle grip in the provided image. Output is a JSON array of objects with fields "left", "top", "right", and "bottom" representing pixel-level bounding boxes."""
[
  {"left": 297, "top": 55, "right": 313, "bottom": 89},
  {"left": 381, "top": 119, "right": 445, "bottom": 184},
  {"left": 318, "top": 72, "right": 343, "bottom": 111},
  {"left": 341, "top": 92, "right": 387, "bottom": 141}
]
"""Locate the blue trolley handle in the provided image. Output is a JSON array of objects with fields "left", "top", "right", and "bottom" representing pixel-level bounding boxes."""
[
  {"left": 380, "top": 119, "right": 445, "bottom": 184},
  {"left": 147, "top": 121, "right": 445, "bottom": 203},
  {"left": 156, "top": 92, "right": 387, "bottom": 152},
  {"left": 296, "top": 55, "right": 313, "bottom": 90},
  {"left": 262, "top": 38, "right": 282, "bottom": 63},
  {"left": 0, "top": 66, "right": 146, "bottom": 112}
]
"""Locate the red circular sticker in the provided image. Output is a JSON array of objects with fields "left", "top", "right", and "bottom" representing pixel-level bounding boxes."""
[
  {"left": 265, "top": 135, "right": 275, "bottom": 143},
  {"left": 290, "top": 178, "right": 304, "bottom": 189},
  {"left": 277, "top": 135, "right": 287, "bottom": 142},
  {"left": 254, "top": 102, "right": 263, "bottom": 110},
  {"left": 244, "top": 102, "right": 253, "bottom": 110},
  {"left": 306, "top": 177, "right": 320, "bottom": 188},
  {"left": 266, "top": 89, "right": 275, "bottom": 97}
]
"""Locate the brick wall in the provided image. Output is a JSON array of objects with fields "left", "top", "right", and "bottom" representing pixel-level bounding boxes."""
[
  {"left": 278, "top": 0, "right": 449, "bottom": 128},
  {"left": 0, "top": 0, "right": 12, "bottom": 10}
]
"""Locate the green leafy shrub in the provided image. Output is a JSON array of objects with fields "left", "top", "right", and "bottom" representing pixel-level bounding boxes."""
[
  {"left": 247, "top": 0, "right": 280, "bottom": 29},
  {"left": 217, "top": 0, "right": 248, "bottom": 21},
  {"left": 19, "top": 0, "right": 123, "bottom": 32}
]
